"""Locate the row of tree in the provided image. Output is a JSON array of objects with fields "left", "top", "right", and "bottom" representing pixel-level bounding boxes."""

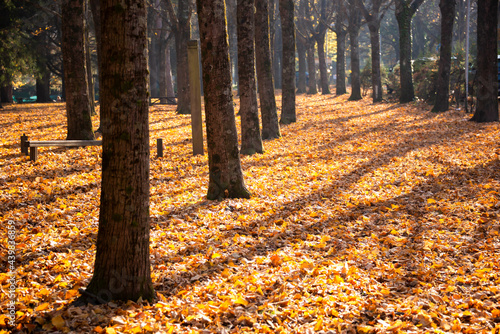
[{"left": 0, "top": 0, "right": 498, "bottom": 304}]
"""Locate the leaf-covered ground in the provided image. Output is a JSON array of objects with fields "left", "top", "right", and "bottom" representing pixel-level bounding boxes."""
[{"left": 1, "top": 94, "right": 499, "bottom": 334}]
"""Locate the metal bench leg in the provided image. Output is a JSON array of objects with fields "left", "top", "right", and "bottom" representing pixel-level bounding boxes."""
[{"left": 30, "top": 147, "right": 38, "bottom": 162}]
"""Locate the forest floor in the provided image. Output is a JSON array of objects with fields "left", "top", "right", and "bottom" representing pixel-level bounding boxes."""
[{"left": 1, "top": 94, "right": 500, "bottom": 334}]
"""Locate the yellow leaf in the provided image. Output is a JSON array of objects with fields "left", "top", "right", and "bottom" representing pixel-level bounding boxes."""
[
  {"left": 94, "top": 326, "right": 104, "bottom": 333},
  {"left": 234, "top": 296, "right": 249, "bottom": 306},
  {"left": 211, "top": 252, "right": 221, "bottom": 259},
  {"left": 129, "top": 326, "right": 142, "bottom": 334},
  {"left": 357, "top": 325, "right": 374, "bottom": 334},
  {"left": 427, "top": 198, "right": 436, "bottom": 204},
  {"left": 105, "top": 328, "right": 117, "bottom": 334},
  {"left": 54, "top": 274, "right": 62, "bottom": 283},
  {"left": 314, "top": 316, "right": 323, "bottom": 331},
  {"left": 35, "top": 303, "right": 50, "bottom": 312},
  {"left": 51, "top": 315, "right": 65, "bottom": 330}
]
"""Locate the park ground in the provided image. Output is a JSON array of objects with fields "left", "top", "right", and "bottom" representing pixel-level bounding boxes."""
[{"left": 1, "top": 94, "right": 500, "bottom": 333}]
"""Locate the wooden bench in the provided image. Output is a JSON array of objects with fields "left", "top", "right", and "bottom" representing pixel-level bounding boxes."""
[
  {"left": 20, "top": 135, "right": 165, "bottom": 161},
  {"left": 149, "top": 96, "right": 177, "bottom": 105}
]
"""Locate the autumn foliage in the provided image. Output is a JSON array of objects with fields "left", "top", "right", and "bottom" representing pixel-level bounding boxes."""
[{"left": 1, "top": 94, "right": 500, "bottom": 333}]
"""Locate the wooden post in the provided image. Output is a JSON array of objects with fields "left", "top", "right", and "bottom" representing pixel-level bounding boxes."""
[
  {"left": 29, "top": 147, "right": 38, "bottom": 162},
  {"left": 188, "top": 40, "right": 204, "bottom": 156},
  {"left": 21, "top": 134, "right": 28, "bottom": 155},
  {"left": 157, "top": 138, "right": 163, "bottom": 158}
]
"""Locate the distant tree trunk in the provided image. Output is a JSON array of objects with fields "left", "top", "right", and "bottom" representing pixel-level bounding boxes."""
[
  {"left": 273, "top": 24, "right": 282, "bottom": 89},
  {"left": 395, "top": 0, "right": 424, "bottom": 103},
  {"left": 84, "top": 0, "right": 95, "bottom": 115},
  {"left": 226, "top": 0, "right": 239, "bottom": 92},
  {"left": 432, "top": 0, "right": 456, "bottom": 112},
  {"left": 255, "top": 0, "right": 281, "bottom": 139},
  {"left": 82, "top": 0, "right": 154, "bottom": 304},
  {"left": 306, "top": 43, "right": 318, "bottom": 94},
  {"left": 61, "top": 0, "right": 94, "bottom": 140},
  {"left": 1, "top": 84, "right": 13, "bottom": 103},
  {"left": 159, "top": 37, "right": 175, "bottom": 102},
  {"left": 296, "top": 37, "right": 307, "bottom": 93},
  {"left": 36, "top": 71, "right": 51, "bottom": 102},
  {"left": 470, "top": 0, "right": 498, "bottom": 122},
  {"left": 237, "top": 0, "right": 263, "bottom": 155},
  {"left": 316, "top": 0, "right": 330, "bottom": 94},
  {"left": 367, "top": 24, "right": 383, "bottom": 102},
  {"left": 197, "top": 0, "right": 251, "bottom": 200},
  {"left": 175, "top": 0, "right": 191, "bottom": 114},
  {"left": 278, "top": 0, "right": 296, "bottom": 124},
  {"left": 335, "top": 8, "right": 347, "bottom": 95},
  {"left": 347, "top": 1, "right": 362, "bottom": 101}
]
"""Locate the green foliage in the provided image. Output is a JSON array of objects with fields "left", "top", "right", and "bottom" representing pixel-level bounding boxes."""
[{"left": 412, "top": 57, "right": 438, "bottom": 102}]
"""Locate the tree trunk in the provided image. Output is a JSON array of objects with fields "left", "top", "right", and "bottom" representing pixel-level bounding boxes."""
[
  {"left": 61, "top": 0, "right": 94, "bottom": 140},
  {"left": 348, "top": 2, "right": 362, "bottom": 101},
  {"left": 82, "top": 0, "right": 154, "bottom": 304},
  {"left": 307, "top": 43, "right": 317, "bottom": 94},
  {"left": 316, "top": 30, "right": 330, "bottom": 94},
  {"left": 367, "top": 17, "right": 383, "bottom": 102},
  {"left": 395, "top": 0, "right": 424, "bottom": 103},
  {"left": 470, "top": 0, "right": 498, "bottom": 122},
  {"left": 0, "top": 84, "right": 13, "bottom": 103},
  {"left": 316, "top": 0, "right": 330, "bottom": 95},
  {"left": 175, "top": 0, "right": 191, "bottom": 114},
  {"left": 296, "top": 37, "right": 307, "bottom": 94},
  {"left": 226, "top": 0, "right": 239, "bottom": 92},
  {"left": 36, "top": 71, "right": 51, "bottom": 103},
  {"left": 160, "top": 36, "right": 175, "bottom": 103},
  {"left": 237, "top": 0, "right": 263, "bottom": 155},
  {"left": 278, "top": 0, "right": 296, "bottom": 124},
  {"left": 197, "top": 0, "right": 251, "bottom": 200},
  {"left": 335, "top": 28, "right": 347, "bottom": 95},
  {"left": 432, "top": 0, "right": 456, "bottom": 112},
  {"left": 255, "top": 0, "right": 281, "bottom": 140}
]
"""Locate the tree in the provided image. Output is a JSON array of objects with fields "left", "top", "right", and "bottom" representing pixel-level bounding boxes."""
[
  {"left": 357, "top": 0, "right": 391, "bottom": 102},
  {"left": 279, "top": 0, "right": 296, "bottom": 124},
  {"left": 165, "top": 0, "right": 191, "bottom": 114},
  {"left": 237, "top": 0, "right": 263, "bottom": 155},
  {"left": 255, "top": 0, "right": 281, "bottom": 139},
  {"left": 80, "top": 0, "right": 154, "bottom": 303},
  {"left": 331, "top": 0, "right": 347, "bottom": 95},
  {"left": 61, "top": 0, "right": 94, "bottom": 140},
  {"left": 432, "top": 0, "right": 456, "bottom": 113},
  {"left": 314, "top": 0, "right": 331, "bottom": 95},
  {"left": 470, "top": 0, "right": 498, "bottom": 122},
  {"left": 347, "top": 0, "right": 362, "bottom": 101},
  {"left": 395, "top": 0, "right": 425, "bottom": 103},
  {"left": 197, "top": 0, "right": 251, "bottom": 200}
]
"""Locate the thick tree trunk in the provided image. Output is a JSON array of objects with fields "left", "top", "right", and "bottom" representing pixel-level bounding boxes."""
[
  {"left": 306, "top": 43, "right": 317, "bottom": 94},
  {"left": 278, "top": 0, "right": 296, "bottom": 124},
  {"left": 237, "top": 0, "right": 263, "bottom": 155},
  {"left": 197, "top": 0, "right": 251, "bottom": 200},
  {"left": 61, "top": 0, "right": 94, "bottom": 140},
  {"left": 336, "top": 29, "right": 347, "bottom": 95},
  {"left": 348, "top": 3, "right": 362, "bottom": 101},
  {"left": 470, "top": 0, "right": 498, "bottom": 122},
  {"left": 255, "top": 0, "right": 280, "bottom": 140},
  {"left": 82, "top": 0, "right": 154, "bottom": 303},
  {"left": 296, "top": 37, "right": 307, "bottom": 94},
  {"left": 175, "top": 0, "right": 191, "bottom": 114},
  {"left": 432, "top": 0, "right": 456, "bottom": 112}
]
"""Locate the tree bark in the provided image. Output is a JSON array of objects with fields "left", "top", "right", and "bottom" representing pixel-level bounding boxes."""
[
  {"left": 175, "top": 0, "right": 191, "bottom": 114},
  {"left": 0, "top": 84, "right": 13, "bottom": 103},
  {"left": 237, "top": 0, "right": 263, "bottom": 155},
  {"left": 296, "top": 37, "right": 307, "bottom": 94},
  {"left": 278, "top": 0, "right": 296, "bottom": 124},
  {"left": 368, "top": 24, "right": 383, "bottom": 102},
  {"left": 255, "top": 0, "right": 281, "bottom": 139},
  {"left": 334, "top": 3, "right": 347, "bottom": 96},
  {"left": 197, "top": 0, "right": 251, "bottom": 200},
  {"left": 36, "top": 71, "right": 51, "bottom": 103},
  {"left": 306, "top": 42, "right": 318, "bottom": 94},
  {"left": 61, "top": 0, "right": 94, "bottom": 140},
  {"left": 347, "top": 1, "right": 362, "bottom": 101},
  {"left": 82, "top": 0, "right": 154, "bottom": 303},
  {"left": 316, "top": 0, "right": 330, "bottom": 95},
  {"left": 395, "top": 0, "right": 424, "bottom": 103},
  {"left": 470, "top": 0, "right": 498, "bottom": 122},
  {"left": 432, "top": 0, "right": 456, "bottom": 112}
]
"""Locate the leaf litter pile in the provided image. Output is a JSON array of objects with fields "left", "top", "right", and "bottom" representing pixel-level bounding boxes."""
[{"left": 1, "top": 94, "right": 500, "bottom": 334}]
